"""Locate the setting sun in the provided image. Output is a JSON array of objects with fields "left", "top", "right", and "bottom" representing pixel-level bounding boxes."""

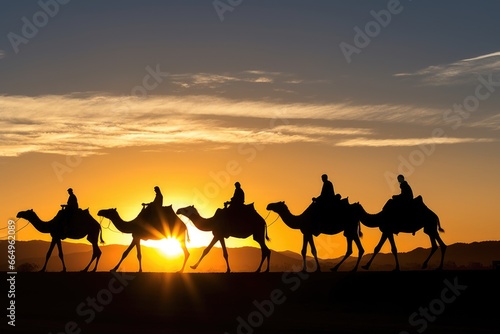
[{"left": 145, "top": 238, "right": 183, "bottom": 257}]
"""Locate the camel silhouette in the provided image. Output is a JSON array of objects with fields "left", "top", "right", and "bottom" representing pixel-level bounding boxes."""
[
  {"left": 97, "top": 205, "right": 189, "bottom": 273},
  {"left": 16, "top": 209, "right": 104, "bottom": 272},
  {"left": 266, "top": 201, "right": 364, "bottom": 272},
  {"left": 355, "top": 196, "right": 446, "bottom": 271},
  {"left": 176, "top": 204, "right": 271, "bottom": 273}
]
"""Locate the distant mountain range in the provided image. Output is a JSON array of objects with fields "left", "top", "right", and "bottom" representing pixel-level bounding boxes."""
[{"left": 1, "top": 240, "right": 499, "bottom": 272}]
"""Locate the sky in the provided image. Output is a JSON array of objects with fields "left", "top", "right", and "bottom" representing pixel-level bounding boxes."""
[{"left": 1, "top": 0, "right": 499, "bottom": 261}]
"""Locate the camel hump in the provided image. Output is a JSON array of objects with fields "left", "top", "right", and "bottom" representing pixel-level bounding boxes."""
[
  {"left": 414, "top": 195, "right": 423, "bottom": 203},
  {"left": 245, "top": 202, "right": 255, "bottom": 209},
  {"left": 162, "top": 205, "right": 175, "bottom": 214}
]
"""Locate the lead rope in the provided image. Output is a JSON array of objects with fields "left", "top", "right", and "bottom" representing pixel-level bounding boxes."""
[
  {"left": 264, "top": 211, "right": 280, "bottom": 227},
  {"left": 0, "top": 218, "right": 30, "bottom": 239},
  {"left": 99, "top": 216, "right": 123, "bottom": 234}
]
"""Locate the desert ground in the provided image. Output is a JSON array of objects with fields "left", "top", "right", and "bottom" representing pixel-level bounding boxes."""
[{"left": 5, "top": 270, "right": 498, "bottom": 334}]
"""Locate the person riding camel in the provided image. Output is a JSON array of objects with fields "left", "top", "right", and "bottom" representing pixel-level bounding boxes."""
[
  {"left": 312, "top": 174, "right": 339, "bottom": 206},
  {"left": 391, "top": 175, "right": 414, "bottom": 213},
  {"left": 311, "top": 174, "right": 339, "bottom": 235},
  {"left": 65, "top": 188, "right": 79, "bottom": 211},
  {"left": 225, "top": 182, "right": 245, "bottom": 209},
  {"left": 60, "top": 188, "right": 79, "bottom": 239},
  {"left": 141, "top": 186, "right": 163, "bottom": 220},
  {"left": 392, "top": 175, "right": 414, "bottom": 202},
  {"left": 142, "top": 186, "right": 163, "bottom": 208}
]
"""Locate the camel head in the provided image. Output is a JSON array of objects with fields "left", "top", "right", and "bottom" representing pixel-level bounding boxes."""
[
  {"left": 97, "top": 208, "right": 117, "bottom": 220},
  {"left": 266, "top": 201, "right": 287, "bottom": 213},
  {"left": 176, "top": 205, "right": 198, "bottom": 218},
  {"left": 16, "top": 209, "right": 35, "bottom": 220}
]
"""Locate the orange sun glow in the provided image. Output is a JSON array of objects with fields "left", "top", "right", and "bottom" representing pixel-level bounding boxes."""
[{"left": 145, "top": 238, "right": 183, "bottom": 257}]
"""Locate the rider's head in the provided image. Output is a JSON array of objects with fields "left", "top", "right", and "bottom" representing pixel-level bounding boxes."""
[
  {"left": 235, "top": 182, "right": 241, "bottom": 189},
  {"left": 67, "top": 188, "right": 73, "bottom": 194},
  {"left": 321, "top": 174, "right": 328, "bottom": 182},
  {"left": 397, "top": 175, "right": 405, "bottom": 183},
  {"left": 154, "top": 186, "right": 160, "bottom": 193}
]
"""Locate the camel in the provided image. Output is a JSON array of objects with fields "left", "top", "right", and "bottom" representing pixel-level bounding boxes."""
[
  {"left": 355, "top": 196, "right": 446, "bottom": 271},
  {"left": 97, "top": 205, "right": 189, "bottom": 273},
  {"left": 16, "top": 209, "right": 104, "bottom": 272},
  {"left": 266, "top": 201, "right": 364, "bottom": 272},
  {"left": 176, "top": 204, "right": 271, "bottom": 273}
]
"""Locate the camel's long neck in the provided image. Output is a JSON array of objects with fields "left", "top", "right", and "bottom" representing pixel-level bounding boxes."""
[
  {"left": 358, "top": 206, "right": 382, "bottom": 228},
  {"left": 275, "top": 207, "right": 304, "bottom": 230},
  {"left": 188, "top": 212, "right": 215, "bottom": 232},
  {"left": 108, "top": 213, "right": 136, "bottom": 233},
  {"left": 27, "top": 213, "right": 53, "bottom": 234}
]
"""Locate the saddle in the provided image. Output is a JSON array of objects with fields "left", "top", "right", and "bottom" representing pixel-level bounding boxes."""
[
  {"left": 385, "top": 195, "right": 423, "bottom": 213},
  {"left": 309, "top": 197, "right": 352, "bottom": 235},
  {"left": 217, "top": 203, "right": 255, "bottom": 221},
  {"left": 56, "top": 208, "right": 87, "bottom": 239},
  {"left": 313, "top": 196, "right": 350, "bottom": 215}
]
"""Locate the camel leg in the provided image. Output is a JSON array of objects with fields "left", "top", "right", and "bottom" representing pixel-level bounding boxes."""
[
  {"left": 219, "top": 238, "right": 231, "bottom": 273},
  {"left": 82, "top": 235, "right": 101, "bottom": 272},
  {"left": 177, "top": 233, "right": 190, "bottom": 273},
  {"left": 91, "top": 242, "right": 102, "bottom": 272},
  {"left": 422, "top": 234, "right": 437, "bottom": 270},
  {"left": 436, "top": 234, "right": 447, "bottom": 270},
  {"left": 352, "top": 235, "right": 365, "bottom": 272},
  {"left": 40, "top": 240, "right": 57, "bottom": 272},
  {"left": 263, "top": 241, "right": 271, "bottom": 273},
  {"left": 56, "top": 240, "right": 67, "bottom": 272},
  {"left": 254, "top": 235, "right": 271, "bottom": 273},
  {"left": 81, "top": 249, "right": 96, "bottom": 272},
  {"left": 300, "top": 234, "right": 309, "bottom": 272},
  {"left": 191, "top": 237, "right": 219, "bottom": 270},
  {"left": 387, "top": 234, "right": 400, "bottom": 271},
  {"left": 112, "top": 239, "right": 137, "bottom": 272},
  {"left": 135, "top": 239, "right": 143, "bottom": 273},
  {"left": 307, "top": 236, "right": 321, "bottom": 272},
  {"left": 362, "top": 233, "right": 388, "bottom": 270},
  {"left": 331, "top": 237, "right": 353, "bottom": 272}
]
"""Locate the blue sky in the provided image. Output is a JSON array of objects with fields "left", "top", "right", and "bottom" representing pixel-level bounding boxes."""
[{"left": 1, "top": 0, "right": 499, "bottom": 155}]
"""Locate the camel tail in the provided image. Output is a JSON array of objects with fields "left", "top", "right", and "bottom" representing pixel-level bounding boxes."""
[
  {"left": 358, "top": 221, "right": 363, "bottom": 238},
  {"left": 265, "top": 224, "right": 271, "bottom": 242},
  {"left": 186, "top": 228, "right": 191, "bottom": 243},
  {"left": 99, "top": 225, "right": 105, "bottom": 244},
  {"left": 437, "top": 217, "right": 445, "bottom": 233}
]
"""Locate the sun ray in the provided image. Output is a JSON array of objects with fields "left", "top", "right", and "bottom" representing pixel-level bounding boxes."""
[{"left": 143, "top": 238, "right": 183, "bottom": 257}]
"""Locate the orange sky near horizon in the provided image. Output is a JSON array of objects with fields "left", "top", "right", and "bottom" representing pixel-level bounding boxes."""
[
  {"left": 1, "top": 1, "right": 500, "bottom": 265},
  {"left": 2, "top": 138, "right": 499, "bottom": 262}
]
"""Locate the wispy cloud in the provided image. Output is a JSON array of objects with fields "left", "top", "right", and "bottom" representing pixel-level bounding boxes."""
[
  {"left": 0, "top": 50, "right": 5, "bottom": 60},
  {"left": 336, "top": 137, "right": 496, "bottom": 147},
  {"left": 170, "top": 70, "right": 303, "bottom": 89},
  {"left": 0, "top": 94, "right": 488, "bottom": 157},
  {"left": 471, "top": 114, "right": 500, "bottom": 131},
  {"left": 273, "top": 125, "right": 372, "bottom": 137},
  {"left": 394, "top": 51, "right": 500, "bottom": 85}
]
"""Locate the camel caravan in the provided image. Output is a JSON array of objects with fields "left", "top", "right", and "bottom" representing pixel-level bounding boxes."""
[{"left": 16, "top": 174, "right": 446, "bottom": 273}]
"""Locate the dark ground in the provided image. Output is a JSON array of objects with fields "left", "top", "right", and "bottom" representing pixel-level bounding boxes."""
[{"left": 3, "top": 270, "right": 499, "bottom": 334}]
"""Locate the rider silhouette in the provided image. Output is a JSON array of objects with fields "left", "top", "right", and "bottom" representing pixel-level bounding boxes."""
[
  {"left": 66, "top": 188, "right": 79, "bottom": 210},
  {"left": 312, "top": 174, "right": 336, "bottom": 205},
  {"left": 311, "top": 174, "right": 339, "bottom": 235},
  {"left": 225, "top": 182, "right": 245, "bottom": 209},
  {"left": 141, "top": 186, "right": 163, "bottom": 219},
  {"left": 392, "top": 175, "right": 413, "bottom": 203},
  {"left": 60, "top": 188, "right": 79, "bottom": 239},
  {"left": 143, "top": 186, "right": 163, "bottom": 208}
]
